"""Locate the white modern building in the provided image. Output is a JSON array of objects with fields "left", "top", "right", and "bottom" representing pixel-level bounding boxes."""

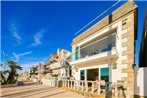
[{"left": 70, "top": 2, "right": 138, "bottom": 97}]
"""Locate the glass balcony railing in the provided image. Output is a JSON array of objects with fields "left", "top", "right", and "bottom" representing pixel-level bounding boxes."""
[{"left": 70, "top": 34, "right": 116, "bottom": 62}]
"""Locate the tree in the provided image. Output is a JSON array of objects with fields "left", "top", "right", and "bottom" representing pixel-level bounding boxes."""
[{"left": 0, "top": 61, "right": 22, "bottom": 84}]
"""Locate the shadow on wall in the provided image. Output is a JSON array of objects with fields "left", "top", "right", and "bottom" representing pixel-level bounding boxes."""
[
  {"left": 135, "top": 67, "right": 147, "bottom": 97},
  {"left": 144, "top": 68, "right": 147, "bottom": 97}
]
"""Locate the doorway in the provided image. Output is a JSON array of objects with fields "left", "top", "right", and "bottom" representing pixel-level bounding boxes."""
[{"left": 87, "top": 68, "right": 99, "bottom": 81}]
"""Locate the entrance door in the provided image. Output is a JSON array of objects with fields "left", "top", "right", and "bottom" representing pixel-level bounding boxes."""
[
  {"left": 87, "top": 68, "right": 99, "bottom": 81},
  {"left": 100, "top": 67, "right": 109, "bottom": 82}
]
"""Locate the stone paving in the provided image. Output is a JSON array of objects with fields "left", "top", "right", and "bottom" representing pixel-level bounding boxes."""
[{"left": 0, "top": 84, "right": 86, "bottom": 98}]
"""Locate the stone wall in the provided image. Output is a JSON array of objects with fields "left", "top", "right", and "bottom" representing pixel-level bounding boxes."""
[{"left": 121, "top": 12, "right": 136, "bottom": 98}]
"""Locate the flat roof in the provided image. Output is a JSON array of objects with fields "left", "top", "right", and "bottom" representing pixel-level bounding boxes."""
[{"left": 71, "top": 1, "right": 138, "bottom": 45}]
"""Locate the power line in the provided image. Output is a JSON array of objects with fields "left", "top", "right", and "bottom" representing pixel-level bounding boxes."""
[{"left": 74, "top": 0, "right": 121, "bottom": 36}]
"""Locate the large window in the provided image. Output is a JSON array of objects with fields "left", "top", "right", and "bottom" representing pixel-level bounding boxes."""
[
  {"left": 100, "top": 67, "right": 109, "bottom": 82},
  {"left": 80, "top": 34, "right": 116, "bottom": 59}
]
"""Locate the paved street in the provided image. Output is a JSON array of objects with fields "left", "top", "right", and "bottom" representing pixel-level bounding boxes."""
[{"left": 0, "top": 84, "right": 85, "bottom": 98}]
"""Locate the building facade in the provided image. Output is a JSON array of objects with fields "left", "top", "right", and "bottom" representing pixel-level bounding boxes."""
[
  {"left": 139, "top": 6, "right": 147, "bottom": 67},
  {"left": 134, "top": 6, "right": 147, "bottom": 97},
  {"left": 70, "top": 2, "right": 138, "bottom": 97},
  {"left": 49, "top": 48, "right": 71, "bottom": 79}
]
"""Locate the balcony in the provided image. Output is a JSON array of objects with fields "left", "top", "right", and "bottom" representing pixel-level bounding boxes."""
[
  {"left": 36, "top": 67, "right": 52, "bottom": 73},
  {"left": 49, "top": 62, "right": 60, "bottom": 70},
  {"left": 70, "top": 34, "right": 118, "bottom": 65}
]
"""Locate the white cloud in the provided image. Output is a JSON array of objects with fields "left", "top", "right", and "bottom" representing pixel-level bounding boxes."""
[
  {"left": 10, "top": 24, "right": 21, "bottom": 43},
  {"left": 30, "top": 30, "right": 44, "bottom": 47},
  {"left": 13, "top": 51, "right": 32, "bottom": 62},
  {"left": 12, "top": 32, "right": 21, "bottom": 41}
]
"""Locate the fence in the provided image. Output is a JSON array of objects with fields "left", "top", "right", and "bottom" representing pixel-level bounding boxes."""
[
  {"left": 41, "top": 79, "right": 130, "bottom": 98},
  {"left": 62, "top": 80, "right": 130, "bottom": 98},
  {"left": 41, "top": 79, "right": 58, "bottom": 87}
]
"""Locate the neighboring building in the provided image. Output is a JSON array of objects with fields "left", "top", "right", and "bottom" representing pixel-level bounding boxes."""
[
  {"left": 29, "top": 66, "right": 38, "bottom": 77},
  {"left": 42, "top": 61, "right": 53, "bottom": 79},
  {"left": 28, "top": 62, "right": 52, "bottom": 81},
  {"left": 49, "top": 48, "right": 71, "bottom": 79},
  {"left": 20, "top": 48, "right": 71, "bottom": 81},
  {"left": 19, "top": 71, "right": 29, "bottom": 81},
  {"left": 26, "top": 66, "right": 38, "bottom": 81},
  {"left": 37, "top": 63, "right": 53, "bottom": 80},
  {"left": 19, "top": 67, "right": 38, "bottom": 81},
  {"left": 49, "top": 54, "right": 60, "bottom": 76},
  {"left": 70, "top": 1, "right": 138, "bottom": 98},
  {"left": 135, "top": 7, "right": 147, "bottom": 97},
  {"left": 57, "top": 48, "right": 71, "bottom": 79},
  {"left": 139, "top": 6, "right": 147, "bottom": 67}
]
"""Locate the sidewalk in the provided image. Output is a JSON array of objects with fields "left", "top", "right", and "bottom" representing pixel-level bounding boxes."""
[{"left": 1, "top": 84, "right": 86, "bottom": 98}]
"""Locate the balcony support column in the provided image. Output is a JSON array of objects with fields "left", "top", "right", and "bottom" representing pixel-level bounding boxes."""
[
  {"left": 85, "top": 69, "right": 87, "bottom": 81},
  {"left": 108, "top": 58, "right": 112, "bottom": 83}
]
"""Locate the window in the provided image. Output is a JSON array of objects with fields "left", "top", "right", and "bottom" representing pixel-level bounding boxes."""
[
  {"left": 80, "top": 70, "right": 85, "bottom": 80},
  {"left": 75, "top": 47, "right": 79, "bottom": 60},
  {"left": 100, "top": 67, "right": 109, "bottom": 82}
]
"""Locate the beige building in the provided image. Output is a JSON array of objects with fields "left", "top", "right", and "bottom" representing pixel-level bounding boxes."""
[{"left": 70, "top": 1, "right": 138, "bottom": 98}]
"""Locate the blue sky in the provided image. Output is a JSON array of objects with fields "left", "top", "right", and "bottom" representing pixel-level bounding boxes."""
[{"left": 1, "top": 1, "right": 146, "bottom": 72}]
